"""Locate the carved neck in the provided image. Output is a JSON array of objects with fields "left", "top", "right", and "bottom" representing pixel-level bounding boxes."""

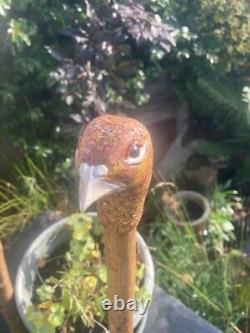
[
  {"left": 97, "top": 186, "right": 147, "bottom": 233},
  {"left": 96, "top": 186, "right": 147, "bottom": 333}
]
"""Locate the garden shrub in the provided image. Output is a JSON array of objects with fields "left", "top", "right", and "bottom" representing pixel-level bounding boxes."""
[
  {"left": 1, "top": 0, "right": 249, "bottom": 185},
  {"left": 0, "top": 0, "right": 82, "bottom": 174},
  {"left": 148, "top": 0, "right": 250, "bottom": 74},
  {"left": 0, "top": 0, "right": 174, "bottom": 177},
  {"left": 151, "top": 0, "right": 250, "bottom": 187}
]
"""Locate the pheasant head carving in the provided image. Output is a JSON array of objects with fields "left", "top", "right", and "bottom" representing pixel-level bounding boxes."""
[{"left": 75, "top": 114, "right": 153, "bottom": 229}]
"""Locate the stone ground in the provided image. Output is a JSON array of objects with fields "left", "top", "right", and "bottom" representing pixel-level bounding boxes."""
[{"left": 0, "top": 212, "right": 222, "bottom": 333}]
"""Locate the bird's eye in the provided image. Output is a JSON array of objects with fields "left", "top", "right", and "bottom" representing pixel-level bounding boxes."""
[
  {"left": 125, "top": 143, "right": 147, "bottom": 165},
  {"left": 129, "top": 144, "right": 142, "bottom": 158}
]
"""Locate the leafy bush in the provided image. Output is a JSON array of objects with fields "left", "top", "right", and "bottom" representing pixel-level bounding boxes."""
[
  {"left": 1, "top": 0, "right": 249, "bottom": 186},
  {"left": 189, "top": 78, "right": 250, "bottom": 186},
  {"left": 0, "top": 0, "right": 174, "bottom": 177},
  {"left": 152, "top": 0, "right": 250, "bottom": 187},
  {"left": 0, "top": 0, "right": 83, "bottom": 172},
  {"left": 48, "top": 1, "right": 175, "bottom": 120},
  {"left": 148, "top": 0, "right": 250, "bottom": 74}
]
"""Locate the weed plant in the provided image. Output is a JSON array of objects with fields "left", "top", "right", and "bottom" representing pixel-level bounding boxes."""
[
  {"left": 28, "top": 213, "right": 147, "bottom": 333},
  {"left": 0, "top": 156, "right": 73, "bottom": 240},
  {"left": 147, "top": 185, "right": 249, "bottom": 333}
]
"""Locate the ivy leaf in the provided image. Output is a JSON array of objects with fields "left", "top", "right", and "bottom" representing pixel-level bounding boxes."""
[
  {"left": 48, "top": 303, "right": 65, "bottom": 327},
  {"left": 27, "top": 306, "right": 55, "bottom": 333},
  {"left": 37, "top": 285, "right": 54, "bottom": 302}
]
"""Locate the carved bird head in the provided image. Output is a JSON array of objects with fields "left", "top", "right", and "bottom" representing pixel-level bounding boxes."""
[{"left": 75, "top": 114, "right": 153, "bottom": 211}]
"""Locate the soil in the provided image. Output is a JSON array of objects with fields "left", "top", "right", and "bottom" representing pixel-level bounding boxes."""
[{"left": 33, "top": 243, "right": 69, "bottom": 304}]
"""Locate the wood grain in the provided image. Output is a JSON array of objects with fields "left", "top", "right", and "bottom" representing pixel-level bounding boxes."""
[{"left": 77, "top": 114, "right": 153, "bottom": 333}]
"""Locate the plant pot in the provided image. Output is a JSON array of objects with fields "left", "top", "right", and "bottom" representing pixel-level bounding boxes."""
[
  {"left": 165, "top": 191, "right": 210, "bottom": 232},
  {"left": 0, "top": 314, "right": 11, "bottom": 333},
  {"left": 15, "top": 212, "right": 154, "bottom": 333}
]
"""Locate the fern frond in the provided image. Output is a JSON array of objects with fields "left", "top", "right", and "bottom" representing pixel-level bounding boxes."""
[
  {"left": 193, "top": 140, "right": 233, "bottom": 159},
  {"left": 187, "top": 78, "right": 249, "bottom": 134}
]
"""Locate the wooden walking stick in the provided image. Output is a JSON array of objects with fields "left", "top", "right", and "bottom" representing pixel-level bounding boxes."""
[
  {"left": 0, "top": 241, "right": 26, "bottom": 333},
  {"left": 75, "top": 115, "right": 153, "bottom": 333}
]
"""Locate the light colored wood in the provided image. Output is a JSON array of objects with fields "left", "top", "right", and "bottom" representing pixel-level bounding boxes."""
[
  {"left": 76, "top": 114, "right": 153, "bottom": 333},
  {"left": 0, "top": 241, "right": 26, "bottom": 333},
  {"left": 103, "top": 227, "right": 136, "bottom": 333},
  {"left": 0, "top": 241, "right": 13, "bottom": 307},
  {"left": 98, "top": 185, "right": 151, "bottom": 333}
]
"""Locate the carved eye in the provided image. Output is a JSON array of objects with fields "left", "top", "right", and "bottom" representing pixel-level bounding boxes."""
[{"left": 125, "top": 143, "right": 147, "bottom": 165}]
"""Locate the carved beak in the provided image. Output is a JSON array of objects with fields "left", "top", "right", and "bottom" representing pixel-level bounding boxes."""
[{"left": 78, "top": 163, "right": 125, "bottom": 212}]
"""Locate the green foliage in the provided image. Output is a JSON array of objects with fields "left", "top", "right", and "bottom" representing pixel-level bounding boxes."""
[
  {"left": 0, "top": 156, "right": 67, "bottom": 240},
  {"left": 28, "top": 213, "right": 108, "bottom": 332},
  {"left": 48, "top": 1, "right": 174, "bottom": 120},
  {"left": 8, "top": 18, "right": 37, "bottom": 48},
  {"left": 28, "top": 213, "right": 147, "bottom": 333},
  {"left": 0, "top": 0, "right": 10, "bottom": 16},
  {"left": 188, "top": 78, "right": 249, "bottom": 133},
  {"left": 0, "top": 0, "right": 174, "bottom": 178},
  {"left": 0, "top": 0, "right": 82, "bottom": 172},
  {"left": 194, "top": 132, "right": 250, "bottom": 186},
  {"left": 182, "top": 75, "right": 250, "bottom": 187},
  {"left": 146, "top": 0, "right": 250, "bottom": 187},
  {"left": 151, "top": 0, "right": 250, "bottom": 73},
  {"left": 188, "top": 78, "right": 250, "bottom": 187},
  {"left": 206, "top": 186, "right": 237, "bottom": 252},
  {"left": 2, "top": 0, "right": 249, "bottom": 186},
  {"left": 147, "top": 185, "right": 248, "bottom": 332}
]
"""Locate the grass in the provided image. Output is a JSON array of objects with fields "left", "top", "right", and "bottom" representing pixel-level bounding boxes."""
[
  {"left": 0, "top": 156, "right": 74, "bottom": 240},
  {"left": 145, "top": 184, "right": 249, "bottom": 333}
]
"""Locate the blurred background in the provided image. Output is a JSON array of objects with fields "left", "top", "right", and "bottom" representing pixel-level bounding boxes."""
[{"left": 0, "top": 1, "right": 250, "bottom": 332}]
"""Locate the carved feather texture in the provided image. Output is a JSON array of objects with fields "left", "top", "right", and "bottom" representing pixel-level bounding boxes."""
[{"left": 76, "top": 114, "right": 153, "bottom": 333}]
